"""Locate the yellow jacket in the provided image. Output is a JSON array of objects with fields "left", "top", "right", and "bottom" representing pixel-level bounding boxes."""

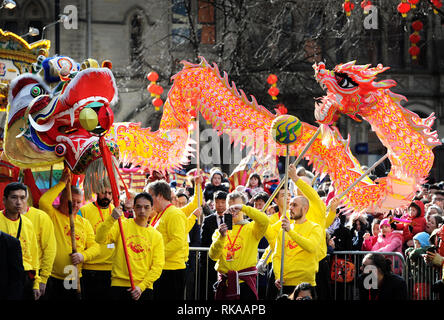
[
  {"left": 209, "top": 205, "right": 269, "bottom": 273},
  {"left": 272, "top": 219, "right": 323, "bottom": 286},
  {"left": 0, "top": 211, "right": 40, "bottom": 289},
  {"left": 260, "top": 211, "right": 284, "bottom": 263},
  {"left": 180, "top": 184, "right": 203, "bottom": 233},
  {"left": 95, "top": 215, "right": 164, "bottom": 291},
  {"left": 24, "top": 207, "right": 57, "bottom": 284},
  {"left": 80, "top": 201, "right": 116, "bottom": 271},
  {"left": 294, "top": 178, "right": 327, "bottom": 261},
  {"left": 38, "top": 181, "right": 101, "bottom": 280},
  {"left": 151, "top": 204, "right": 188, "bottom": 270}
]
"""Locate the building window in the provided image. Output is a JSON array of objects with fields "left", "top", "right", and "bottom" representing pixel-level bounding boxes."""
[
  {"left": 198, "top": 0, "right": 215, "bottom": 45},
  {"left": 171, "top": 0, "right": 216, "bottom": 47},
  {"left": 130, "top": 12, "right": 144, "bottom": 64}
]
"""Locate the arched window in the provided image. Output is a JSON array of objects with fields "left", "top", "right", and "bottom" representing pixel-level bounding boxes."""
[
  {"left": 0, "top": 0, "right": 48, "bottom": 41},
  {"left": 130, "top": 11, "right": 145, "bottom": 64}
]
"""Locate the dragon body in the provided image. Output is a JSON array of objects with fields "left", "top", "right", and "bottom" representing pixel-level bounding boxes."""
[
  {"left": 160, "top": 57, "right": 440, "bottom": 213},
  {"left": 3, "top": 53, "right": 440, "bottom": 212}
]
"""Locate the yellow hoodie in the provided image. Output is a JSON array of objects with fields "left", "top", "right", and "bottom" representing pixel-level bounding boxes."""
[
  {"left": 24, "top": 207, "right": 57, "bottom": 284},
  {"left": 272, "top": 219, "right": 323, "bottom": 286},
  {"left": 150, "top": 204, "right": 188, "bottom": 270},
  {"left": 209, "top": 205, "right": 269, "bottom": 274},
  {"left": 0, "top": 211, "right": 40, "bottom": 289},
  {"left": 294, "top": 178, "right": 327, "bottom": 261},
  {"left": 38, "top": 181, "right": 101, "bottom": 280},
  {"left": 95, "top": 215, "right": 165, "bottom": 291}
]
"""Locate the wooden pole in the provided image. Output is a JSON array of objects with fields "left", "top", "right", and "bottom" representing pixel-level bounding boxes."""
[
  {"left": 278, "top": 145, "right": 290, "bottom": 297},
  {"left": 195, "top": 110, "right": 202, "bottom": 225},
  {"left": 98, "top": 136, "right": 135, "bottom": 290},
  {"left": 65, "top": 169, "right": 81, "bottom": 297},
  {"left": 325, "top": 153, "right": 389, "bottom": 212}
]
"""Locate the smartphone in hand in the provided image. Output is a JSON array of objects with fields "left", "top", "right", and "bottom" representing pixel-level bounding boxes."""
[{"left": 224, "top": 213, "right": 233, "bottom": 230}]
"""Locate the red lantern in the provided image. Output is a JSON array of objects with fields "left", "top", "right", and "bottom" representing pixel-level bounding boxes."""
[
  {"left": 268, "top": 87, "right": 280, "bottom": 97},
  {"left": 153, "top": 84, "right": 164, "bottom": 96},
  {"left": 408, "top": 0, "right": 419, "bottom": 8},
  {"left": 409, "top": 45, "right": 420, "bottom": 59},
  {"left": 343, "top": 0, "right": 355, "bottom": 16},
  {"left": 432, "top": 0, "right": 442, "bottom": 13},
  {"left": 267, "top": 74, "right": 278, "bottom": 85},
  {"left": 147, "top": 71, "right": 159, "bottom": 82},
  {"left": 412, "top": 20, "right": 423, "bottom": 31},
  {"left": 361, "top": 0, "right": 372, "bottom": 14},
  {"left": 147, "top": 83, "right": 156, "bottom": 94},
  {"left": 409, "top": 33, "right": 421, "bottom": 44},
  {"left": 152, "top": 97, "right": 163, "bottom": 110},
  {"left": 274, "top": 104, "right": 288, "bottom": 115},
  {"left": 397, "top": 1, "right": 411, "bottom": 17}
]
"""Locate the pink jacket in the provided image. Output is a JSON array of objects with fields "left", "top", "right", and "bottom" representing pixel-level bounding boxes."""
[
  {"left": 361, "top": 235, "right": 377, "bottom": 251},
  {"left": 371, "top": 231, "right": 404, "bottom": 274},
  {"left": 371, "top": 231, "right": 403, "bottom": 254}
]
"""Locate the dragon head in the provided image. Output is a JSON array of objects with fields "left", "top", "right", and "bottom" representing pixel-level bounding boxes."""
[
  {"left": 313, "top": 61, "right": 396, "bottom": 124},
  {"left": 4, "top": 56, "right": 119, "bottom": 174}
]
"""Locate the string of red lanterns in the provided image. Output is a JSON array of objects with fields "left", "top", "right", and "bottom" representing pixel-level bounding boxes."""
[
  {"left": 267, "top": 74, "right": 279, "bottom": 101},
  {"left": 344, "top": 0, "right": 442, "bottom": 17},
  {"left": 146, "top": 71, "right": 164, "bottom": 111},
  {"left": 409, "top": 20, "right": 423, "bottom": 60}
]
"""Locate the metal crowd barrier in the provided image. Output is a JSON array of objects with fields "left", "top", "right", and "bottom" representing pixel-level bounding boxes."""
[{"left": 184, "top": 248, "right": 441, "bottom": 300}]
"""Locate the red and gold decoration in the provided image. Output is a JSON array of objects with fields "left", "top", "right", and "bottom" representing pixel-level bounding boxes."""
[
  {"left": 343, "top": 0, "right": 355, "bottom": 16},
  {"left": 409, "top": 20, "right": 423, "bottom": 60},
  {"left": 0, "top": 29, "right": 50, "bottom": 111},
  {"left": 361, "top": 0, "right": 373, "bottom": 14},
  {"left": 432, "top": 0, "right": 443, "bottom": 13},
  {"left": 147, "top": 71, "right": 164, "bottom": 111},
  {"left": 397, "top": 0, "right": 411, "bottom": 17},
  {"left": 408, "top": 0, "right": 420, "bottom": 9}
]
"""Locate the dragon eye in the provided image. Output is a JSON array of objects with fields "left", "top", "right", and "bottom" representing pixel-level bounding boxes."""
[
  {"left": 335, "top": 72, "right": 358, "bottom": 89},
  {"left": 30, "top": 85, "right": 44, "bottom": 98}
]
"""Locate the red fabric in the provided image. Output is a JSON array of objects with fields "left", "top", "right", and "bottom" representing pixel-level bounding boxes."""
[
  {"left": 361, "top": 235, "right": 377, "bottom": 251},
  {"left": 215, "top": 266, "right": 258, "bottom": 300},
  {"left": 23, "top": 169, "right": 42, "bottom": 208},
  {"left": 398, "top": 200, "right": 427, "bottom": 243}
]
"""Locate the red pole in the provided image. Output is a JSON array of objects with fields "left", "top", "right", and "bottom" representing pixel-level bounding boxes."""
[{"left": 98, "top": 136, "right": 135, "bottom": 290}]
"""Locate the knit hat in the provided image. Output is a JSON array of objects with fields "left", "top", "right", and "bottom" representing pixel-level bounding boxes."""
[
  {"left": 380, "top": 218, "right": 391, "bottom": 228},
  {"left": 413, "top": 232, "right": 430, "bottom": 248},
  {"left": 409, "top": 200, "right": 425, "bottom": 218}
]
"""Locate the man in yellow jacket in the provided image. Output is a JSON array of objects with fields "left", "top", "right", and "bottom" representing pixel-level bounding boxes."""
[
  {"left": 79, "top": 183, "right": 115, "bottom": 300},
  {"left": 39, "top": 170, "right": 100, "bottom": 300},
  {"left": 147, "top": 179, "right": 188, "bottom": 300},
  {"left": 0, "top": 182, "right": 40, "bottom": 300},
  {"left": 272, "top": 164, "right": 325, "bottom": 297},
  {"left": 209, "top": 191, "right": 269, "bottom": 300},
  {"left": 23, "top": 204, "right": 56, "bottom": 298},
  {"left": 96, "top": 192, "right": 164, "bottom": 301}
]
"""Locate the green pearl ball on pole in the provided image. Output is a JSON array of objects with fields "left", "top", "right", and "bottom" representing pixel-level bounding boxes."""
[{"left": 271, "top": 114, "right": 302, "bottom": 146}]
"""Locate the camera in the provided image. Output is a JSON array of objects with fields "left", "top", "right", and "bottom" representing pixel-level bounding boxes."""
[
  {"left": 224, "top": 213, "right": 233, "bottom": 230},
  {"left": 427, "top": 246, "right": 437, "bottom": 254}
]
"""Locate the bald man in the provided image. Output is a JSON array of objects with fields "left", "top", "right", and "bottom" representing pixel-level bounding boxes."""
[
  {"left": 270, "top": 164, "right": 327, "bottom": 297},
  {"left": 272, "top": 192, "right": 323, "bottom": 296}
]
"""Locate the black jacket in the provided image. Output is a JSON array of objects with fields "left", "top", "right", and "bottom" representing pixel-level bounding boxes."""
[
  {"left": 203, "top": 183, "right": 229, "bottom": 203},
  {"left": 358, "top": 273, "right": 408, "bottom": 300},
  {"left": 0, "top": 231, "right": 24, "bottom": 300},
  {"left": 200, "top": 213, "right": 220, "bottom": 247}
]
